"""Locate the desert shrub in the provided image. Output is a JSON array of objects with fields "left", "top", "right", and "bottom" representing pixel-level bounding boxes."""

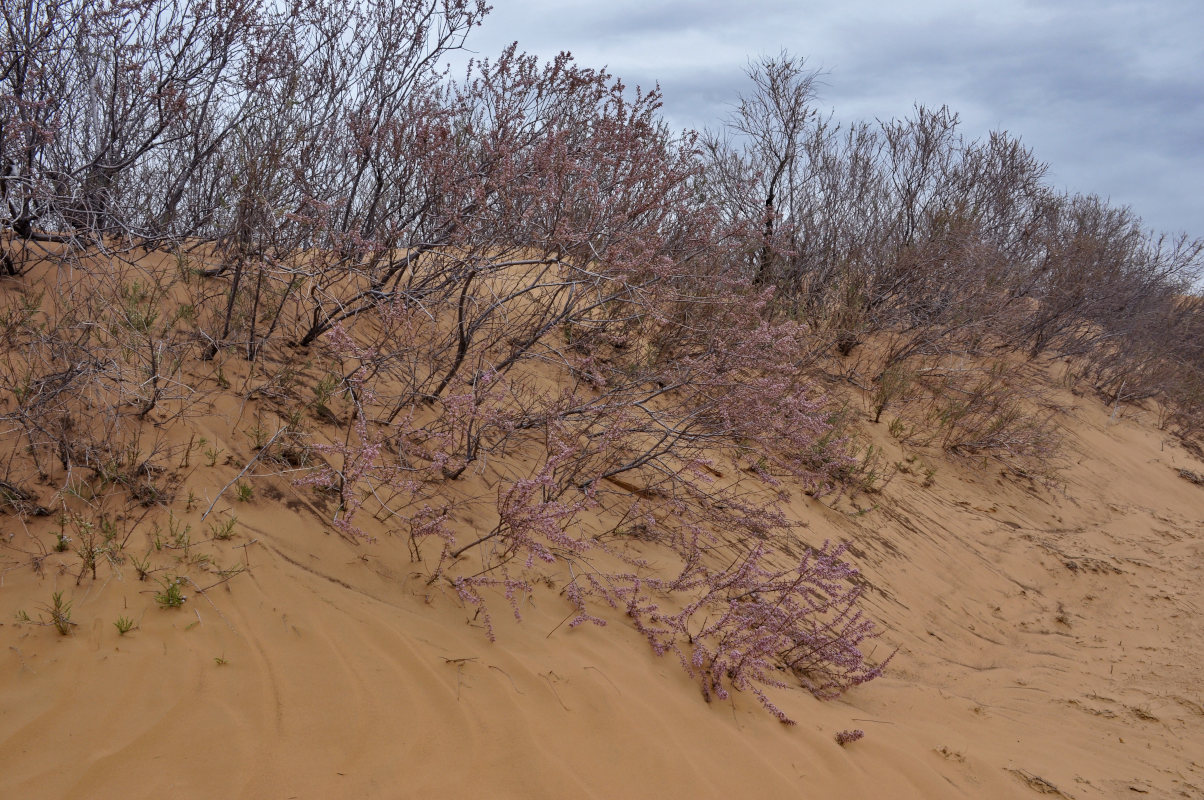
[
  {"left": 30, "top": 1, "right": 1204, "bottom": 726},
  {"left": 928, "top": 363, "right": 1060, "bottom": 455},
  {"left": 434, "top": 438, "right": 890, "bottom": 722},
  {"left": 706, "top": 52, "right": 1202, "bottom": 469},
  {"left": 632, "top": 538, "right": 891, "bottom": 721}
]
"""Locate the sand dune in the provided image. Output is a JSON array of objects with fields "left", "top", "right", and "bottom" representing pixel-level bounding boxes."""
[{"left": 2, "top": 362, "right": 1202, "bottom": 799}]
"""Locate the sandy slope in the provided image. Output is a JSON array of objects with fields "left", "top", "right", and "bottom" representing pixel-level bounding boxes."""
[{"left": 2, "top": 369, "right": 1202, "bottom": 799}]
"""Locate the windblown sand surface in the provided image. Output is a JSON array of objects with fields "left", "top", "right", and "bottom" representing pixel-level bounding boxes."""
[{"left": 2, "top": 367, "right": 1202, "bottom": 799}]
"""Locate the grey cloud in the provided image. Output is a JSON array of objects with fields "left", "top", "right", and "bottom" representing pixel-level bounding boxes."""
[{"left": 462, "top": 0, "right": 1203, "bottom": 236}]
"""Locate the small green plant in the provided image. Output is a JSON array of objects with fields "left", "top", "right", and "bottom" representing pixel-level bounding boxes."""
[
  {"left": 150, "top": 520, "right": 165, "bottom": 551},
  {"left": 872, "top": 363, "right": 914, "bottom": 424},
  {"left": 114, "top": 616, "right": 135, "bottom": 635},
  {"left": 178, "top": 433, "right": 196, "bottom": 468},
  {"left": 173, "top": 303, "right": 196, "bottom": 325},
  {"left": 130, "top": 551, "right": 152, "bottom": 580},
  {"left": 209, "top": 515, "right": 238, "bottom": 541},
  {"left": 154, "top": 577, "right": 187, "bottom": 609},
  {"left": 271, "top": 361, "right": 299, "bottom": 393},
  {"left": 185, "top": 489, "right": 198, "bottom": 511},
  {"left": 117, "top": 280, "right": 162, "bottom": 334},
  {"left": 214, "top": 655, "right": 228, "bottom": 666},
  {"left": 245, "top": 421, "right": 270, "bottom": 450},
  {"left": 15, "top": 609, "right": 31, "bottom": 623},
  {"left": 174, "top": 248, "right": 194, "bottom": 282},
  {"left": 54, "top": 516, "right": 71, "bottom": 552},
  {"left": 848, "top": 443, "right": 895, "bottom": 497},
  {"left": 168, "top": 513, "right": 192, "bottom": 548},
  {"left": 204, "top": 447, "right": 224, "bottom": 467},
  {"left": 311, "top": 373, "right": 340, "bottom": 418},
  {"left": 20, "top": 288, "right": 44, "bottom": 315},
  {"left": 235, "top": 481, "right": 253, "bottom": 502},
  {"left": 152, "top": 513, "right": 193, "bottom": 559},
  {"left": 76, "top": 535, "right": 100, "bottom": 581},
  {"left": 99, "top": 516, "right": 119, "bottom": 545},
  {"left": 44, "top": 591, "right": 72, "bottom": 635},
  {"left": 215, "top": 562, "right": 246, "bottom": 580}
]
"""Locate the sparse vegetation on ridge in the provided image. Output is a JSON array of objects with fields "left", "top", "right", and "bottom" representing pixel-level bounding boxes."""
[{"left": 0, "top": 0, "right": 1199, "bottom": 727}]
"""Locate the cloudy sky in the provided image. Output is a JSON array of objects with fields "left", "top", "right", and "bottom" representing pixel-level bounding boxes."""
[{"left": 456, "top": 0, "right": 1203, "bottom": 239}]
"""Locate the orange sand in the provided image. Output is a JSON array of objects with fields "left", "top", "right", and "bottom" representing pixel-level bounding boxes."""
[{"left": 2, "top": 363, "right": 1202, "bottom": 799}]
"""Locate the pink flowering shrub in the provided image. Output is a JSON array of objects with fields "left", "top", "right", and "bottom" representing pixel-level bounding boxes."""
[
  {"left": 598, "top": 497, "right": 891, "bottom": 723},
  {"left": 835, "top": 729, "right": 865, "bottom": 746},
  {"left": 301, "top": 257, "right": 891, "bottom": 720},
  {"left": 9, "top": 0, "right": 1199, "bottom": 731}
]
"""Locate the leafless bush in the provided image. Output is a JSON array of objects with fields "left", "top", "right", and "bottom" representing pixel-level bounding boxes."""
[{"left": 705, "top": 51, "right": 1202, "bottom": 461}]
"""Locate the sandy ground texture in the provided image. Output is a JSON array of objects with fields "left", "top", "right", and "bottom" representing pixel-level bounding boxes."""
[{"left": 2, "top": 370, "right": 1202, "bottom": 799}]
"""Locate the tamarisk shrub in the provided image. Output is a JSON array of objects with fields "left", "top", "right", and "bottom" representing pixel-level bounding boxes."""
[
  {"left": 600, "top": 484, "right": 891, "bottom": 722},
  {"left": 443, "top": 442, "right": 598, "bottom": 640},
  {"left": 1, "top": 0, "right": 895, "bottom": 719},
  {"left": 419, "top": 411, "right": 889, "bottom": 717},
  {"left": 0, "top": 246, "right": 205, "bottom": 501},
  {"left": 835, "top": 729, "right": 865, "bottom": 746},
  {"left": 303, "top": 276, "right": 889, "bottom": 718},
  {"left": 410, "top": 338, "right": 887, "bottom": 717},
  {"left": 295, "top": 410, "right": 388, "bottom": 541}
]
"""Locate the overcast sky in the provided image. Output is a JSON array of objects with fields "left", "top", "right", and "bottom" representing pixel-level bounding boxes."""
[{"left": 455, "top": 0, "right": 1203, "bottom": 239}]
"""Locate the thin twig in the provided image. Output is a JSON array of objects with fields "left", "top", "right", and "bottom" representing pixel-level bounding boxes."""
[{"left": 202, "top": 428, "right": 286, "bottom": 520}]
